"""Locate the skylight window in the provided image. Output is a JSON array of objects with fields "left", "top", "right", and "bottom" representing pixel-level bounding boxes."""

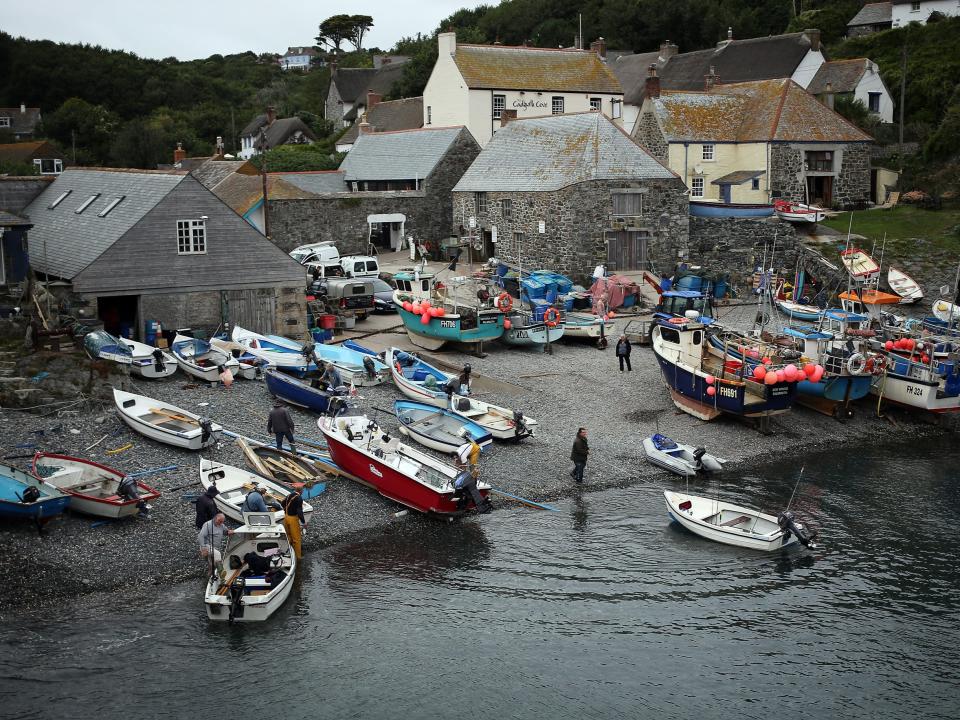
[
  {"left": 48, "top": 190, "right": 72, "bottom": 209},
  {"left": 97, "top": 195, "right": 126, "bottom": 217},
  {"left": 75, "top": 193, "right": 101, "bottom": 214}
]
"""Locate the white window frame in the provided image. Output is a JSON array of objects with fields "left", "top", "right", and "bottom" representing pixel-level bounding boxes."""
[
  {"left": 611, "top": 99, "right": 622, "bottom": 119},
  {"left": 691, "top": 177, "right": 704, "bottom": 198},
  {"left": 177, "top": 219, "right": 207, "bottom": 255},
  {"left": 590, "top": 97, "right": 602, "bottom": 111},
  {"left": 501, "top": 198, "right": 513, "bottom": 220},
  {"left": 492, "top": 94, "right": 506, "bottom": 119},
  {"left": 33, "top": 158, "right": 63, "bottom": 175},
  {"left": 75, "top": 193, "right": 100, "bottom": 214},
  {"left": 0, "top": 117, "right": 10, "bottom": 128},
  {"left": 551, "top": 96, "right": 564, "bottom": 115},
  {"left": 702, "top": 144, "right": 715, "bottom": 162},
  {"left": 910, "top": 1, "right": 920, "bottom": 10}
]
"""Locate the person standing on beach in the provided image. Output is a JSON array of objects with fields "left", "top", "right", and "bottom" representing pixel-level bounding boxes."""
[
  {"left": 195, "top": 484, "right": 220, "bottom": 529},
  {"left": 282, "top": 490, "right": 305, "bottom": 559},
  {"left": 570, "top": 427, "right": 589, "bottom": 484},
  {"left": 268, "top": 401, "right": 297, "bottom": 453},
  {"left": 615, "top": 334, "right": 632, "bottom": 372}
]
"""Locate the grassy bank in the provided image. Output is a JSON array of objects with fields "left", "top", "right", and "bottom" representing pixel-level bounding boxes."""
[{"left": 821, "top": 203, "right": 960, "bottom": 258}]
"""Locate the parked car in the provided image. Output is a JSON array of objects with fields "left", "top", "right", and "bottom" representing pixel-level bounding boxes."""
[
  {"left": 340, "top": 255, "right": 380, "bottom": 278},
  {"left": 371, "top": 278, "right": 397, "bottom": 313},
  {"left": 291, "top": 242, "right": 339, "bottom": 265}
]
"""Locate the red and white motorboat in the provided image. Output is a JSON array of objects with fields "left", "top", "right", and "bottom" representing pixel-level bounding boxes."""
[
  {"left": 32, "top": 452, "right": 160, "bottom": 519},
  {"left": 840, "top": 247, "right": 880, "bottom": 280},
  {"left": 317, "top": 414, "right": 491, "bottom": 517},
  {"left": 774, "top": 199, "right": 826, "bottom": 224}
]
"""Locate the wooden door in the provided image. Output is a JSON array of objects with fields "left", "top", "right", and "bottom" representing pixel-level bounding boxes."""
[
  {"left": 222, "top": 289, "right": 277, "bottom": 334},
  {"left": 605, "top": 231, "right": 649, "bottom": 272}
]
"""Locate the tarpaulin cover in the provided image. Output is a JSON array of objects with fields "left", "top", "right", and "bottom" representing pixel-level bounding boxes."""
[{"left": 590, "top": 274, "right": 640, "bottom": 311}]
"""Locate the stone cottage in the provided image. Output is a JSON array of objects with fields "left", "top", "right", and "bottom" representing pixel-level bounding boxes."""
[{"left": 452, "top": 112, "right": 688, "bottom": 281}]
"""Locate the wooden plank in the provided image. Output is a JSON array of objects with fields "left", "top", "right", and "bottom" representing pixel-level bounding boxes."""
[
  {"left": 217, "top": 565, "right": 247, "bottom": 595},
  {"left": 149, "top": 407, "right": 199, "bottom": 425},
  {"left": 265, "top": 456, "right": 311, "bottom": 481},
  {"left": 236, "top": 437, "right": 272, "bottom": 478}
]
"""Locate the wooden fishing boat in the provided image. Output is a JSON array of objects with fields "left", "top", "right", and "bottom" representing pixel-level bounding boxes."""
[
  {"left": 122, "top": 338, "right": 178, "bottom": 379},
  {"left": 198, "top": 458, "right": 314, "bottom": 525},
  {"left": 689, "top": 201, "right": 774, "bottom": 218},
  {"left": 318, "top": 414, "right": 492, "bottom": 516},
  {"left": 664, "top": 490, "right": 817, "bottom": 551},
  {"left": 501, "top": 312, "right": 564, "bottom": 346},
  {"left": 32, "top": 452, "right": 160, "bottom": 519},
  {"left": 887, "top": 267, "right": 923, "bottom": 304},
  {"left": 209, "top": 337, "right": 270, "bottom": 379},
  {"left": 0, "top": 462, "right": 70, "bottom": 523},
  {"left": 231, "top": 325, "right": 314, "bottom": 377},
  {"left": 840, "top": 248, "right": 880, "bottom": 279},
  {"left": 394, "top": 399, "right": 492, "bottom": 453},
  {"left": 237, "top": 438, "right": 327, "bottom": 500},
  {"left": 642, "top": 435, "right": 724, "bottom": 477},
  {"left": 562, "top": 312, "right": 616, "bottom": 340},
  {"left": 774, "top": 299, "right": 823, "bottom": 322},
  {"left": 264, "top": 368, "right": 342, "bottom": 414},
  {"left": 774, "top": 199, "right": 826, "bottom": 224},
  {"left": 171, "top": 334, "right": 240, "bottom": 382},
  {"left": 386, "top": 347, "right": 452, "bottom": 408},
  {"left": 447, "top": 394, "right": 537, "bottom": 441},
  {"left": 871, "top": 353, "right": 960, "bottom": 413},
  {"left": 113, "top": 388, "right": 222, "bottom": 450},
  {"left": 203, "top": 511, "right": 297, "bottom": 623}
]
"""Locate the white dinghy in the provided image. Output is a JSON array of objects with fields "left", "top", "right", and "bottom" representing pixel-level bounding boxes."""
[
  {"left": 203, "top": 511, "right": 297, "bottom": 623},
  {"left": 113, "top": 388, "right": 221, "bottom": 450},
  {"left": 122, "top": 338, "right": 178, "bottom": 378},
  {"left": 198, "top": 457, "right": 313, "bottom": 525},
  {"left": 663, "top": 490, "right": 817, "bottom": 551},
  {"left": 171, "top": 334, "right": 240, "bottom": 382},
  {"left": 642, "top": 434, "right": 724, "bottom": 477},
  {"left": 887, "top": 267, "right": 923, "bottom": 304},
  {"left": 448, "top": 394, "right": 537, "bottom": 441}
]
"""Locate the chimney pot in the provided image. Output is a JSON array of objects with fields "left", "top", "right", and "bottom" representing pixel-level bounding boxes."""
[
  {"left": 645, "top": 64, "right": 661, "bottom": 99},
  {"left": 266, "top": 106, "right": 277, "bottom": 125},
  {"left": 438, "top": 31, "right": 457, "bottom": 58},
  {"left": 805, "top": 28, "right": 821, "bottom": 53},
  {"left": 20, "top": 102, "right": 26, "bottom": 114},
  {"left": 823, "top": 82, "right": 835, "bottom": 110},
  {"left": 173, "top": 141, "right": 186, "bottom": 164},
  {"left": 590, "top": 37, "right": 607, "bottom": 60},
  {"left": 705, "top": 66, "right": 720, "bottom": 91},
  {"left": 359, "top": 120, "right": 372, "bottom": 134},
  {"left": 500, "top": 109, "right": 518, "bottom": 128}
]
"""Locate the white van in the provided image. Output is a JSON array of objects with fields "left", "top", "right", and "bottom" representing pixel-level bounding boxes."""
[
  {"left": 290, "top": 242, "right": 339, "bottom": 265},
  {"left": 340, "top": 255, "right": 380, "bottom": 278}
]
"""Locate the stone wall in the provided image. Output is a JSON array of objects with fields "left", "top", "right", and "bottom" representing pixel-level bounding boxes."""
[
  {"left": 769, "top": 144, "right": 805, "bottom": 201},
  {"left": 632, "top": 110, "right": 669, "bottom": 164},
  {"left": 834, "top": 143, "right": 871, "bottom": 208},
  {"left": 453, "top": 177, "right": 688, "bottom": 285},
  {"left": 0, "top": 176, "right": 53, "bottom": 213},
  {"left": 770, "top": 142, "right": 872, "bottom": 209}
]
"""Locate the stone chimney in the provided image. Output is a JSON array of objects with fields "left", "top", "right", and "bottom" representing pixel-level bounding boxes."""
[
  {"left": 173, "top": 142, "right": 186, "bottom": 164},
  {"left": 215, "top": 136, "right": 225, "bottom": 157},
  {"left": 590, "top": 37, "right": 607, "bottom": 60},
  {"left": 266, "top": 106, "right": 277, "bottom": 125},
  {"left": 646, "top": 64, "right": 661, "bottom": 100},
  {"left": 805, "top": 28, "right": 821, "bottom": 53},
  {"left": 359, "top": 120, "right": 373, "bottom": 134},
  {"left": 438, "top": 31, "right": 457, "bottom": 58},
  {"left": 823, "top": 82, "right": 834, "bottom": 110},
  {"left": 705, "top": 66, "right": 720, "bottom": 91},
  {"left": 500, "top": 109, "right": 517, "bottom": 128},
  {"left": 367, "top": 91, "right": 382, "bottom": 111},
  {"left": 659, "top": 41, "right": 678, "bottom": 61}
]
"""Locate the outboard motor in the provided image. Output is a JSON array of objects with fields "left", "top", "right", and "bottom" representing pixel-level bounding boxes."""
[
  {"left": 301, "top": 342, "right": 316, "bottom": 362},
  {"left": 777, "top": 510, "right": 818, "bottom": 548},
  {"left": 152, "top": 348, "right": 166, "bottom": 373},
  {"left": 19, "top": 485, "right": 41, "bottom": 504},
  {"left": 453, "top": 471, "right": 491, "bottom": 513},
  {"left": 512, "top": 409, "right": 528, "bottom": 438},
  {"left": 227, "top": 577, "right": 245, "bottom": 623},
  {"left": 327, "top": 396, "right": 347, "bottom": 418},
  {"left": 199, "top": 417, "right": 213, "bottom": 445},
  {"left": 362, "top": 355, "right": 376, "bottom": 379},
  {"left": 692, "top": 447, "right": 707, "bottom": 471}
]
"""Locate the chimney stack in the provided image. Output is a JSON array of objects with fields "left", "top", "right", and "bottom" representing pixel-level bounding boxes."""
[
  {"left": 590, "top": 37, "right": 607, "bottom": 60},
  {"left": 359, "top": 120, "right": 373, "bottom": 134},
  {"left": 215, "top": 136, "right": 225, "bottom": 157},
  {"left": 367, "top": 90, "right": 382, "bottom": 111},
  {"left": 659, "top": 41, "right": 678, "bottom": 61},
  {"left": 20, "top": 102, "right": 26, "bottom": 114},
  {"left": 704, "top": 66, "right": 720, "bottom": 91},
  {"left": 438, "top": 31, "right": 457, "bottom": 58},
  {"left": 266, "top": 106, "right": 277, "bottom": 125},
  {"left": 823, "top": 82, "right": 834, "bottom": 110},
  {"left": 646, "top": 64, "right": 661, "bottom": 99},
  {"left": 805, "top": 28, "right": 821, "bottom": 53},
  {"left": 173, "top": 142, "right": 186, "bottom": 164},
  {"left": 500, "top": 109, "right": 517, "bottom": 128}
]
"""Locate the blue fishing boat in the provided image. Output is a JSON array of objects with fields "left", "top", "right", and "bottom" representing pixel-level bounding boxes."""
[
  {"left": 265, "top": 368, "right": 342, "bottom": 413},
  {"left": 393, "top": 400, "right": 492, "bottom": 454},
  {"left": 775, "top": 298, "right": 824, "bottom": 322},
  {"left": 83, "top": 330, "right": 133, "bottom": 365},
  {"left": 654, "top": 290, "right": 716, "bottom": 323},
  {"left": 0, "top": 462, "right": 70, "bottom": 523},
  {"left": 231, "top": 326, "right": 315, "bottom": 377},
  {"left": 395, "top": 303, "right": 505, "bottom": 351},
  {"left": 260, "top": 332, "right": 387, "bottom": 386},
  {"left": 343, "top": 339, "right": 380, "bottom": 357},
  {"left": 689, "top": 201, "right": 774, "bottom": 218},
  {"left": 386, "top": 347, "right": 452, "bottom": 408}
]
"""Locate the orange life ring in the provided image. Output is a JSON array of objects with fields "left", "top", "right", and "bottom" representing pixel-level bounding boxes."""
[
  {"left": 668, "top": 317, "right": 687, "bottom": 325},
  {"left": 543, "top": 307, "right": 561, "bottom": 328},
  {"left": 496, "top": 292, "right": 513, "bottom": 312}
]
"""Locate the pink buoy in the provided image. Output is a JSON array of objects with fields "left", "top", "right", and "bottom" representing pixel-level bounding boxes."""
[
  {"left": 402, "top": 301, "right": 412, "bottom": 312},
  {"left": 921, "top": 353, "right": 930, "bottom": 364},
  {"left": 504, "top": 319, "right": 512, "bottom": 330},
  {"left": 775, "top": 369, "right": 785, "bottom": 383},
  {"left": 420, "top": 312, "right": 431, "bottom": 325},
  {"left": 748, "top": 349, "right": 759, "bottom": 358},
  {"left": 434, "top": 307, "right": 445, "bottom": 317},
  {"left": 753, "top": 365, "right": 767, "bottom": 380},
  {"left": 764, "top": 372, "right": 778, "bottom": 385},
  {"left": 784, "top": 363, "right": 798, "bottom": 376},
  {"left": 705, "top": 375, "right": 715, "bottom": 385},
  {"left": 803, "top": 362, "right": 816, "bottom": 377},
  {"left": 706, "top": 386, "right": 717, "bottom": 396},
  {"left": 762, "top": 357, "right": 771, "bottom": 365},
  {"left": 421, "top": 300, "right": 432, "bottom": 311},
  {"left": 884, "top": 340, "right": 894, "bottom": 351},
  {"left": 412, "top": 302, "right": 422, "bottom": 314},
  {"left": 811, "top": 366, "right": 824, "bottom": 383}
]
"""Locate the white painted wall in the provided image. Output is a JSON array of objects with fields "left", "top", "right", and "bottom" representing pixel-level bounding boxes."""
[
  {"left": 238, "top": 135, "right": 256, "bottom": 160},
  {"left": 791, "top": 49, "right": 826, "bottom": 89},
  {"left": 893, "top": 0, "right": 960, "bottom": 27},
  {"left": 667, "top": 141, "right": 770, "bottom": 204},
  {"left": 856, "top": 60, "right": 894, "bottom": 123}
]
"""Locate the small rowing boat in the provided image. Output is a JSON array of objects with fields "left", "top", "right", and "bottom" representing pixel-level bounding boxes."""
[
  {"left": 0, "top": 462, "right": 70, "bottom": 523},
  {"left": 394, "top": 399, "right": 492, "bottom": 453},
  {"left": 386, "top": 347, "right": 451, "bottom": 408},
  {"left": 114, "top": 388, "right": 222, "bottom": 450},
  {"left": 199, "top": 458, "right": 314, "bottom": 525},
  {"left": 774, "top": 199, "right": 826, "bottom": 224},
  {"left": 171, "top": 334, "right": 240, "bottom": 382},
  {"left": 642, "top": 435, "right": 724, "bottom": 477},
  {"left": 448, "top": 394, "right": 537, "bottom": 441},
  {"left": 887, "top": 267, "right": 923, "bottom": 304},
  {"left": 840, "top": 248, "right": 880, "bottom": 280},
  {"left": 231, "top": 325, "right": 314, "bottom": 377},
  {"left": 264, "top": 367, "right": 344, "bottom": 414}
]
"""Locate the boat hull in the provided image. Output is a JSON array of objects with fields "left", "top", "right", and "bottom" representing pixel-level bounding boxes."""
[
  {"left": 797, "top": 374, "right": 872, "bottom": 403},
  {"left": 130, "top": 357, "right": 179, "bottom": 378},
  {"left": 562, "top": 314, "right": 615, "bottom": 339},
  {"left": 871, "top": 373, "right": 960, "bottom": 413},
  {"left": 775, "top": 299, "right": 823, "bottom": 322},
  {"left": 264, "top": 369, "right": 334, "bottom": 413},
  {"left": 689, "top": 201, "right": 774, "bottom": 218},
  {"left": 205, "top": 564, "right": 296, "bottom": 622},
  {"left": 664, "top": 491, "right": 797, "bottom": 551},
  {"left": 0, "top": 464, "right": 70, "bottom": 521},
  {"left": 501, "top": 322, "right": 564, "bottom": 346},
  {"left": 387, "top": 348, "right": 450, "bottom": 408},
  {"left": 199, "top": 458, "right": 314, "bottom": 525},
  {"left": 396, "top": 305, "right": 504, "bottom": 348},
  {"left": 114, "top": 389, "right": 222, "bottom": 450}
]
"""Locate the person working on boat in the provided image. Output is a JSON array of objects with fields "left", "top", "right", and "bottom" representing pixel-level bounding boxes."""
[
  {"left": 457, "top": 364, "right": 472, "bottom": 395},
  {"left": 116, "top": 475, "right": 150, "bottom": 518},
  {"left": 320, "top": 362, "right": 343, "bottom": 391},
  {"left": 267, "top": 401, "right": 297, "bottom": 453},
  {"left": 198, "top": 513, "right": 234, "bottom": 571},
  {"left": 570, "top": 427, "right": 589, "bottom": 484},
  {"left": 195, "top": 484, "right": 220, "bottom": 529},
  {"left": 281, "top": 489, "right": 305, "bottom": 560},
  {"left": 455, "top": 430, "right": 482, "bottom": 479},
  {"left": 241, "top": 484, "right": 280, "bottom": 514}
]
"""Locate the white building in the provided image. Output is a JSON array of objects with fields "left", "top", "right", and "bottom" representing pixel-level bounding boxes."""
[
  {"left": 422, "top": 32, "right": 624, "bottom": 147},
  {"left": 893, "top": 0, "right": 960, "bottom": 26},
  {"left": 806, "top": 58, "right": 895, "bottom": 123},
  {"left": 279, "top": 46, "right": 320, "bottom": 71}
]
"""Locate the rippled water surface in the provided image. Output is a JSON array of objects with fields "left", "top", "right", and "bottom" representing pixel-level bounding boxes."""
[{"left": 2, "top": 437, "right": 958, "bottom": 719}]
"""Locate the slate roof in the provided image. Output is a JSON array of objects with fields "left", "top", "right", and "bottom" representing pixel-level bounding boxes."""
[
  {"left": 806, "top": 59, "right": 870, "bottom": 95},
  {"left": 848, "top": 2, "right": 893, "bottom": 26},
  {"left": 275, "top": 171, "right": 348, "bottom": 194},
  {"left": 452, "top": 44, "right": 622, "bottom": 93},
  {"left": 210, "top": 173, "right": 311, "bottom": 215},
  {"left": 0, "top": 107, "right": 42, "bottom": 136},
  {"left": 340, "top": 126, "right": 466, "bottom": 182},
  {"left": 0, "top": 210, "right": 32, "bottom": 227},
  {"left": 650, "top": 79, "right": 872, "bottom": 143},
  {"left": 611, "top": 51, "right": 664, "bottom": 105},
  {"left": 454, "top": 112, "right": 674, "bottom": 193},
  {"left": 332, "top": 62, "right": 408, "bottom": 103},
  {"left": 21, "top": 168, "right": 185, "bottom": 279},
  {"left": 282, "top": 46, "right": 318, "bottom": 58},
  {"left": 239, "top": 117, "right": 317, "bottom": 149},
  {"left": 0, "top": 141, "right": 63, "bottom": 163},
  {"left": 338, "top": 97, "right": 424, "bottom": 147},
  {"left": 190, "top": 159, "right": 255, "bottom": 189},
  {"left": 711, "top": 170, "right": 765, "bottom": 185}
]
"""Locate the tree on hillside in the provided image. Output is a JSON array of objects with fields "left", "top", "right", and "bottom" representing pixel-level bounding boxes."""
[
  {"left": 317, "top": 15, "right": 358, "bottom": 54},
  {"left": 350, "top": 16, "right": 375, "bottom": 51},
  {"left": 41, "top": 97, "right": 118, "bottom": 165}
]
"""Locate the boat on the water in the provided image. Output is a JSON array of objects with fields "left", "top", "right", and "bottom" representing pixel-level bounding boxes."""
[
  {"left": 774, "top": 199, "right": 826, "bottom": 224},
  {"left": 394, "top": 399, "right": 492, "bottom": 453},
  {"left": 32, "top": 452, "right": 160, "bottom": 519},
  {"left": 171, "top": 334, "right": 240, "bottom": 382},
  {"left": 230, "top": 325, "right": 314, "bottom": 377},
  {"left": 0, "top": 462, "right": 70, "bottom": 523},
  {"left": 386, "top": 347, "right": 452, "bottom": 408},
  {"left": 887, "top": 267, "right": 923, "bottom": 304},
  {"left": 689, "top": 201, "right": 774, "bottom": 218},
  {"left": 198, "top": 458, "right": 314, "bottom": 525},
  {"left": 203, "top": 511, "right": 297, "bottom": 623},
  {"left": 664, "top": 490, "right": 817, "bottom": 551},
  {"left": 840, "top": 248, "right": 880, "bottom": 280},
  {"left": 264, "top": 367, "right": 344, "bottom": 414},
  {"left": 318, "top": 414, "right": 492, "bottom": 516},
  {"left": 113, "top": 388, "right": 221, "bottom": 450},
  {"left": 642, "top": 435, "right": 725, "bottom": 477}
]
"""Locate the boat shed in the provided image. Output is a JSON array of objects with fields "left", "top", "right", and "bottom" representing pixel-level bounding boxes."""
[{"left": 20, "top": 167, "right": 308, "bottom": 341}]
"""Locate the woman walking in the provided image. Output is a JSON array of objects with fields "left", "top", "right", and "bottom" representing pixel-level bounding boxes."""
[{"left": 615, "top": 334, "right": 632, "bottom": 372}]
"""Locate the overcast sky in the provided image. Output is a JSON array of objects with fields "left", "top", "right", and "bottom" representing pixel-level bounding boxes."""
[{"left": 1, "top": 0, "right": 477, "bottom": 60}]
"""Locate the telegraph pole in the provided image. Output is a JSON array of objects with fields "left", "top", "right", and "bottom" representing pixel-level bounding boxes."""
[
  {"left": 259, "top": 127, "right": 271, "bottom": 239},
  {"left": 898, "top": 41, "right": 908, "bottom": 172}
]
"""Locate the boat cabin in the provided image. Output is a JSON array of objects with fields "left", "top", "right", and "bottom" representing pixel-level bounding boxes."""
[
  {"left": 653, "top": 318, "right": 708, "bottom": 370},
  {"left": 392, "top": 268, "right": 436, "bottom": 301},
  {"left": 655, "top": 290, "right": 715, "bottom": 323}
]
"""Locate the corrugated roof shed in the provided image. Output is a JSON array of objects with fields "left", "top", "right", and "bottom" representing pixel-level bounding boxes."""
[
  {"left": 806, "top": 59, "right": 869, "bottom": 95},
  {"left": 340, "top": 127, "right": 465, "bottom": 182},
  {"left": 454, "top": 112, "right": 674, "bottom": 192},
  {"left": 21, "top": 168, "right": 185, "bottom": 279},
  {"left": 651, "top": 79, "right": 872, "bottom": 143},
  {"left": 848, "top": 2, "right": 893, "bottom": 26},
  {"left": 453, "top": 44, "right": 622, "bottom": 93},
  {"left": 339, "top": 97, "right": 424, "bottom": 147}
]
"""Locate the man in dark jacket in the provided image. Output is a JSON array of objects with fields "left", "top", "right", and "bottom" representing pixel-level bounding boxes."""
[
  {"left": 615, "top": 334, "right": 632, "bottom": 372},
  {"left": 268, "top": 401, "right": 297, "bottom": 452},
  {"left": 570, "top": 427, "right": 589, "bottom": 483},
  {"left": 195, "top": 484, "right": 220, "bottom": 529}
]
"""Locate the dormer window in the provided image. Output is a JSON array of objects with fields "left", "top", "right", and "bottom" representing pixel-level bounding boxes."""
[
  {"left": 75, "top": 193, "right": 101, "bottom": 214},
  {"left": 48, "top": 190, "right": 72, "bottom": 209}
]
